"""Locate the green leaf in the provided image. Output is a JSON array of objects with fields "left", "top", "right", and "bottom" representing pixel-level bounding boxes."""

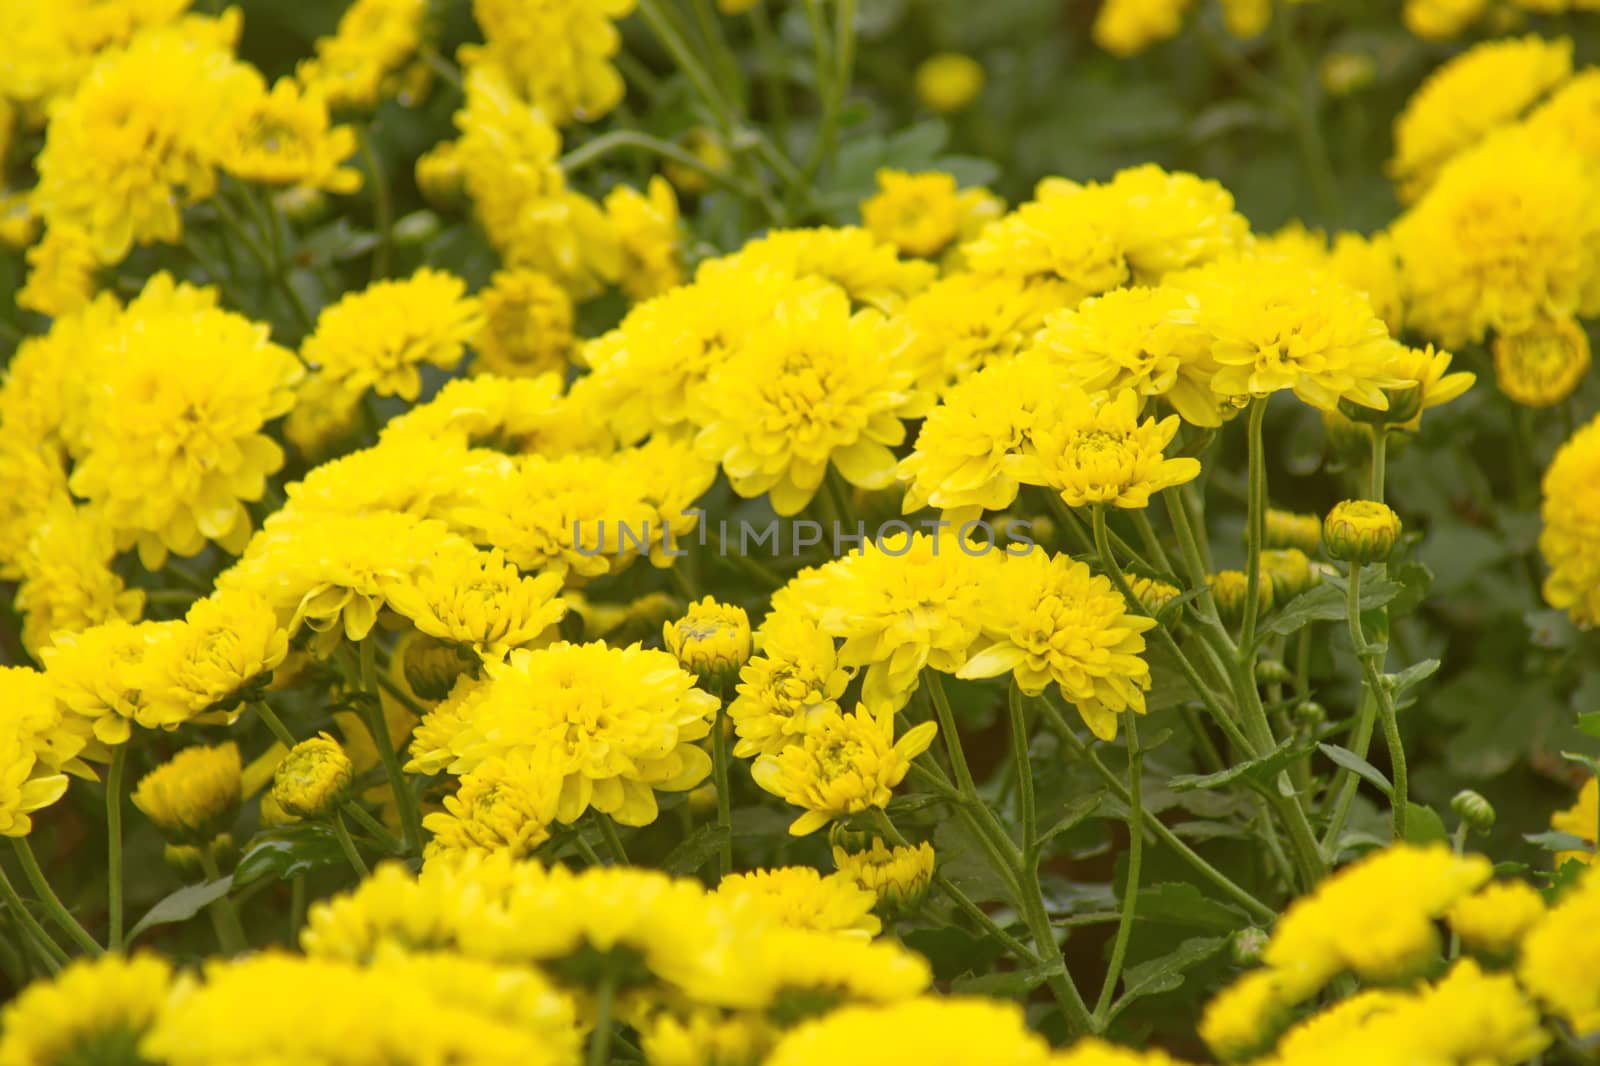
[
  {"left": 127, "top": 877, "right": 234, "bottom": 943},
  {"left": 1402, "top": 802, "right": 1448, "bottom": 845},
  {"left": 1133, "top": 883, "right": 1250, "bottom": 934},
  {"left": 950, "top": 959, "right": 1063, "bottom": 998},
  {"left": 1264, "top": 569, "right": 1399, "bottom": 638},
  {"left": 1577, "top": 712, "right": 1600, "bottom": 742},
  {"left": 661, "top": 824, "right": 732, "bottom": 876},
  {"left": 1035, "top": 794, "right": 1105, "bottom": 851},
  {"left": 1317, "top": 743, "right": 1393, "bottom": 796},
  {"left": 1108, "top": 936, "right": 1228, "bottom": 1021},
  {"left": 232, "top": 825, "right": 345, "bottom": 886},
  {"left": 1525, "top": 830, "right": 1589, "bottom": 853},
  {"left": 1168, "top": 735, "right": 1313, "bottom": 793},
  {"left": 1387, "top": 659, "right": 1441, "bottom": 698}
]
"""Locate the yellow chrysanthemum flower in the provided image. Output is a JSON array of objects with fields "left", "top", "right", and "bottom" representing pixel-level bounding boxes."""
[
  {"left": 385, "top": 543, "right": 566, "bottom": 662},
  {"left": 221, "top": 77, "right": 361, "bottom": 193},
  {"left": 42, "top": 619, "right": 192, "bottom": 745},
  {"left": 701, "top": 226, "right": 936, "bottom": 313},
  {"left": 473, "top": 269, "right": 575, "bottom": 379},
  {"left": 422, "top": 751, "right": 561, "bottom": 861},
  {"left": 715, "top": 866, "right": 881, "bottom": 936},
  {"left": 1403, "top": 0, "right": 1488, "bottom": 39},
  {"left": 141, "top": 589, "right": 289, "bottom": 724},
  {"left": 64, "top": 274, "right": 301, "bottom": 568},
  {"left": 1006, "top": 387, "right": 1201, "bottom": 509},
  {"left": 914, "top": 53, "right": 985, "bottom": 114},
  {"left": 408, "top": 641, "right": 718, "bottom": 826},
  {"left": 1494, "top": 315, "right": 1591, "bottom": 408},
  {"left": 1448, "top": 880, "right": 1547, "bottom": 957},
  {"left": 1324, "top": 499, "right": 1403, "bottom": 564},
  {"left": 1199, "top": 969, "right": 1289, "bottom": 1061},
  {"left": 272, "top": 733, "right": 354, "bottom": 819},
  {"left": 694, "top": 286, "right": 931, "bottom": 516},
  {"left": 605, "top": 175, "right": 683, "bottom": 302},
  {"left": 459, "top": 0, "right": 635, "bottom": 125},
  {"left": 16, "top": 224, "right": 99, "bottom": 317},
  {"left": 729, "top": 612, "right": 854, "bottom": 758},
  {"left": 765, "top": 997, "right": 1050, "bottom": 1066},
  {"left": 1098, "top": 164, "right": 1250, "bottom": 283},
  {"left": 833, "top": 839, "right": 936, "bottom": 915},
  {"left": 1093, "top": 0, "right": 1191, "bottom": 56},
  {"left": 132, "top": 741, "right": 242, "bottom": 844},
  {"left": 13, "top": 501, "right": 145, "bottom": 656},
  {"left": 1525, "top": 67, "right": 1600, "bottom": 163},
  {"left": 664, "top": 597, "right": 752, "bottom": 682},
  {"left": 0, "top": 954, "right": 173, "bottom": 1066},
  {"left": 297, "top": 0, "right": 428, "bottom": 111},
  {"left": 861, "top": 169, "right": 996, "bottom": 260},
  {"left": 751, "top": 703, "right": 937, "bottom": 836},
  {"left": 960, "top": 551, "right": 1156, "bottom": 741},
  {"left": 1389, "top": 35, "right": 1571, "bottom": 202},
  {"left": 963, "top": 183, "right": 1127, "bottom": 299},
  {"left": 1520, "top": 864, "right": 1600, "bottom": 1035},
  {"left": 1539, "top": 413, "right": 1600, "bottom": 626},
  {"left": 302, "top": 268, "right": 482, "bottom": 402},
  {"left": 902, "top": 272, "right": 1063, "bottom": 391}
]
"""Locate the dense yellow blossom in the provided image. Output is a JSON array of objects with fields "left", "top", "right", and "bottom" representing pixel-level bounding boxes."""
[
  {"left": 385, "top": 543, "right": 566, "bottom": 661},
  {"left": 13, "top": 502, "right": 145, "bottom": 656},
  {"left": 1540, "top": 413, "right": 1600, "bottom": 625},
  {"left": 766, "top": 997, "right": 1051, "bottom": 1066},
  {"left": 902, "top": 272, "right": 1062, "bottom": 390},
  {"left": 0, "top": 953, "right": 174, "bottom": 1066},
  {"left": 701, "top": 226, "right": 935, "bottom": 312},
  {"left": 272, "top": 733, "right": 354, "bottom": 818},
  {"left": 422, "top": 751, "right": 561, "bottom": 861},
  {"left": 664, "top": 597, "right": 752, "bottom": 681},
  {"left": 605, "top": 175, "right": 683, "bottom": 301},
  {"left": 715, "top": 866, "right": 881, "bottom": 936},
  {"left": 729, "top": 612, "right": 854, "bottom": 758},
  {"left": 132, "top": 741, "right": 242, "bottom": 843},
  {"left": 221, "top": 77, "right": 360, "bottom": 193},
  {"left": 297, "top": 0, "right": 428, "bottom": 111},
  {"left": 960, "top": 551, "right": 1156, "bottom": 740},
  {"left": 1493, "top": 315, "right": 1592, "bottom": 408},
  {"left": 915, "top": 53, "right": 985, "bottom": 114},
  {"left": 1448, "top": 880, "right": 1547, "bottom": 956},
  {"left": 833, "top": 839, "right": 936, "bottom": 914},
  {"left": 1093, "top": 0, "right": 1191, "bottom": 55},
  {"left": 473, "top": 270, "right": 576, "bottom": 378},
  {"left": 460, "top": 0, "right": 635, "bottom": 125},
  {"left": 752, "top": 703, "right": 937, "bottom": 835},
  {"left": 861, "top": 169, "right": 998, "bottom": 259},
  {"left": 141, "top": 589, "right": 288, "bottom": 722}
]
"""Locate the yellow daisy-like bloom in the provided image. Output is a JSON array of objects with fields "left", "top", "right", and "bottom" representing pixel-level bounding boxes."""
[
  {"left": 1006, "top": 387, "right": 1201, "bottom": 510},
  {"left": 694, "top": 286, "right": 930, "bottom": 516},
  {"left": 960, "top": 551, "right": 1156, "bottom": 741},
  {"left": 914, "top": 53, "right": 985, "bottom": 114},
  {"left": 813, "top": 532, "right": 991, "bottom": 712},
  {"left": 751, "top": 703, "right": 938, "bottom": 836},
  {"left": 605, "top": 175, "right": 683, "bottom": 303},
  {"left": 16, "top": 224, "right": 100, "bottom": 317},
  {"left": 297, "top": 0, "right": 428, "bottom": 111},
  {"left": 272, "top": 733, "right": 354, "bottom": 819},
  {"left": 1262, "top": 844, "right": 1491, "bottom": 1001},
  {"left": 1526, "top": 67, "right": 1600, "bottom": 164},
  {"left": 13, "top": 501, "right": 146, "bottom": 657},
  {"left": 902, "top": 273, "right": 1063, "bottom": 391},
  {"left": 715, "top": 866, "right": 882, "bottom": 937},
  {"left": 1199, "top": 969, "right": 1289, "bottom": 1061},
  {"left": 65, "top": 274, "right": 302, "bottom": 568},
  {"left": 1380, "top": 342, "right": 1475, "bottom": 429},
  {"left": 303, "top": 268, "right": 483, "bottom": 402},
  {"left": 1403, "top": 0, "right": 1488, "bottom": 39},
  {"left": 860, "top": 169, "right": 968, "bottom": 259},
  {"left": 221, "top": 77, "right": 361, "bottom": 194},
  {"left": 0, "top": 667, "right": 78, "bottom": 839},
  {"left": 1220, "top": 0, "right": 1269, "bottom": 36},
  {"left": 422, "top": 751, "right": 561, "bottom": 861},
  {"left": 39, "top": 619, "right": 179, "bottom": 745},
  {"left": 1260, "top": 548, "right": 1318, "bottom": 602},
  {"left": 385, "top": 543, "right": 567, "bottom": 662},
  {"left": 1550, "top": 777, "right": 1598, "bottom": 868},
  {"left": 0, "top": 953, "right": 173, "bottom": 1066},
  {"left": 729, "top": 612, "right": 854, "bottom": 758},
  {"left": 833, "top": 839, "right": 936, "bottom": 915},
  {"left": 1033, "top": 285, "right": 1219, "bottom": 427},
  {"left": 1176, "top": 257, "right": 1403, "bottom": 411},
  {"left": 473, "top": 269, "right": 575, "bottom": 378},
  {"left": 1539, "top": 413, "right": 1600, "bottom": 626},
  {"left": 1208, "top": 569, "right": 1272, "bottom": 626},
  {"left": 1393, "top": 126, "right": 1600, "bottom": 347},
  {"left": 963, "top": 183, "right": 1126, "bottom": 299},
  {"left": 1127, "top": 574, "right": 1181, "bottom": 615},
  {"left": 664, "top": 597, "right": 752, "bottom": 682},
  {"left": 1494, "top": 316, "right": 1592, "bottom": 408},
  {"left": 1389, "top": 35, "right": 1571, "bottom": 202},
  {"left": 132, "top": 741, "right": 242, "bottom": 844},
  {"left": 1520, "top": 865, "right": 1600, "bottom": 1035},
  {"left": 142, "top": 589, "right": 289, "bottom": 724},
  {"left": 219, "top": 509, "right": 460, "bottom": 654},
  {"left": 1328, "top": 230, "right": 1406, "bottom": 337},
  {"left": 1324, "top": 499, "right": 1402, "bottom": 564},
  {"left": 449, "top": 65, "right": 620, "bottom": 297},
  {"left": 701, "top": 226, "right": 935, "bottom": 313},
  {"left": 459, "top": 0, "right": 635, "bottom": 125},
  {"left": 408, "top": 641, "right": 718, "bottom": 826},
  {"left": 766, "top": 997, "right": 1050, "bottom": 1066},
  {"left": 1265, "top": 508, "right": 1322, "bottom": 554},
  {"left": 1093, "top": 0, "right": 1191, "bottom": 56},
  {"left": 1098, "top": 164, "right": 1250, "bottom": 283},
  {"left": 637, "top": 1008, "right": 772, "bottom": 1066},
  {"left": 30, "top": 14, "right": 257, "bottom": 264},
  {"left": 1448, "top": 880, "right": 1547, "bottom": 957}
]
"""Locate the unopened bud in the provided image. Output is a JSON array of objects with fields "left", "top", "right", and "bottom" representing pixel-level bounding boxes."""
[
  {"left": 1452, "top": 790, "right": 1496, "bottom": 835},
  {"left": 1324, "top": 500, "right": 1402, "bottom": 564}
]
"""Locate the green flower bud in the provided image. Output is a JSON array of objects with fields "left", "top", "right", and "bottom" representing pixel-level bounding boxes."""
[
  {"left": 1452, "top": 790, "right": 1496, "bottom": 835},
  {"left": 1323, "top": 500, "right": 1402, "bottom": 564}
]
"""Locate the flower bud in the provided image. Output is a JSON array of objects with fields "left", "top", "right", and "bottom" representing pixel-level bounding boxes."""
[
  {"left": 415, "top": 143, "right": 463, "bottom": 209},
  {"left": 271, "top": 733, "right": 353, "bottom": 819},
  {"left": 1128, "top": 574, "right": 1181, "bottom": 616},
  {"left": 915, "top": 53, "right": 984, "bottom": 113},
  {"left": 1208, "top": 570, "right": 1271, "bottom": 626},
  {"left": 1254, "top": 659, "right": 1292, "bottom": 686},
  {"left": 1323, "top": 500, "right": 1402, "bottom": 564},
  {"left": 132, "top": 743, "right": 243, "bottom": 846},
  {"left": 1340, "top": 384, "right": 1421, "bottom": 427},
  {"left": 1260, "top": 548, "right": 1318, "bottom": 602},
  {"left": 400, "top": 632, "right": 476, "bottom": 701},
  {"left": 664, "top": 597, "right": 752, "bottom": 685},
  {"left": 1494, "top": 316, "right": 1591, "bottom": 408},
  {"left": 1264, "top": 509, "right": 1322, "bottom": 555},
  {"left": 274, "top": 185, "right": 328, "bottom": 224},
  {"left": 1230, "top": 926, "right": 1269, "bottom": 966},
  {"left": 392, "top": 209, "right": 441, "bottom": 246},
  {"left": 1452, "top": 789, "right": 1497, "bottom": 835},
  {"left": 1294, "top": 700, "right": 1326, "bottom": 728},
  {"left": 662, "top": 127, "right": 732, "bottom": 197},
  {"left": 833, "top": 839, "right": 936, "bottom": 918}
]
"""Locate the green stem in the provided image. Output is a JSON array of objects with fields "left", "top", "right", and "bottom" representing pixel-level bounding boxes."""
[
  {"left": 1040, "top": 700, "right": 1275, "bottom": 922},
  {"left": 1095, "top": 715, "right": 1144, "bottom": 1020},
  {"left": 749, "top": 3, "right": 791, "bottom": 139},
  {"left": 800, "top": 0, "right": 837, "bottom": 181},
  {"left": 106, "top": 745, "right": 126, "bottom": 951},
  {"left": 331, "top": 813, "right": 369, "bottom": 878},
  {"left": 1129, "top": 510, "right": 1174, "bottom": 575},
  {"left": 933, "top": 871, "right": 1038, "bottom": 960},
  {"left": 343, "top": 803, "right": 405, "bottom": 854},
  {"left": 198, "top": 847, "right": 248, "bottom": 953},
  {"left": 1272, "top": 4, "right": 1340, "bottom": 221},
  {"left": 357, "top": 126, "right": 392, "bottom": 281},
  {"left": 1370, "top": 426, "right": 1388, "bottom": 502},
  {"left": 689, "top": 0, "right": 744, "bottom": 110},
  {"left": 1240, "top": 399, "right": 1269, "bottom": 654},
  {"left": 1379, "top": 692, "right": 1408, "bottom": 842},
  {"left": 596, "top": 813, "right": 630, "bottom": 865},
  {"left": 11, "top": 840, "right": 101, "bottom": 956},
  {"left": 712, "top": 685, "right": 734, "bottom": 877},
  {"left": 0, "top": 863, "right": 67, "bottom": 971},
  {"left": 637, "top": 0, "right": 739, "bottom": 128},
  {"left": 255, "top": 700, "right": 297, "bottom": 748},
  {"left": 289, "top": 874, "right": 307, "bottom": 943},
  {"left": 924, "top": 671, "right": 977, "bottom": 798},
  {"left": 359, "top": 639, "right": 423, "bottom": 855},
  {"left": 560, "top": 129, "right": 760, "bottom": 200},
  {"left": 588, "top": 969, "right": 618, "bottom": 1066},
  {"left": 1007, "top": 681, "right": 1037, "bottom": 859}
]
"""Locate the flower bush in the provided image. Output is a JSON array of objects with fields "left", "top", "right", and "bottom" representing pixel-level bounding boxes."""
[{"left": 2, "top": 1, "right": 1600, "bottom": 1063}]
